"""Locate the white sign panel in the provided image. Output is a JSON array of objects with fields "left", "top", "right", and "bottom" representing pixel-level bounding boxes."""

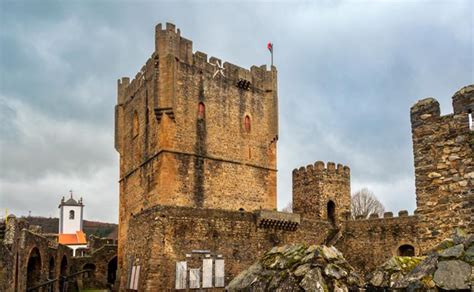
[
  {"left": 175, "top": 261, "right": 187, "bottom": 290},
  {"left": 202, "top": 259, "right": 213, "bottom": 288},
  {"left": 132, "top": 266, "right": 140, "bottom": 290},
  {"left": 215, "top": 259, "right": 225, "bottom": 287},
  {"left": 189, "top": 268, "right": 201, "bottom": 289}
]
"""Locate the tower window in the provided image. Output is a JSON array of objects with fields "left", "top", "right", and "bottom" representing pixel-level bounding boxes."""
[
  {"left": 244, "top": 115, "right": 251, "bottom": 133},
  {"left": 469, "top": 110, "right": 473, "bottom": 130},
  {"left": 327, "top": 200, "right": 336, "bottom": 226},
  {"left": 198, "top": 102, "right": 205, "bottom": 119},
  {"left": 132, "top": 112, "right": 139, "bottom": 138},
  {"left": 69, "top": 210, "right": 75, "bottom": 219}
]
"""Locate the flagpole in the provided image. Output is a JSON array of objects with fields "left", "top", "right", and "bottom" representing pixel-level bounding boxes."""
[{"left": 271, "top": 48, "right": 273, "bottom": 67}]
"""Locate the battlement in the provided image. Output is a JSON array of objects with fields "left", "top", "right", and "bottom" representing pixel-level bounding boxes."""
[
  {"left": 292, "top": 161, "right": 350, "bottom": 179},
  {"left": 154, "top": 22, "right": 276, "bottom": 90},
  {"left": 410, "top": 84, "right": 474, "bottom": 127},
  {"left": 353, "top": 210, "right": 416, "bottom": 221},
  {"left": 117, "top": 22, "right": 277, "bottom": 105}
]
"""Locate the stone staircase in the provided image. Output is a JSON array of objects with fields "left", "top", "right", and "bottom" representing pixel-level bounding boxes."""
[{"left": 325, "top": 225, "right": 343, "bottom": 246}]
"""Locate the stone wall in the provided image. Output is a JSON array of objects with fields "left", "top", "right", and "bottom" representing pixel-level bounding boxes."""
[
  {"left": 336, "top": 212, "right": 419, "bottom": 273},
  {"left": 120, "top": 205, "right": 331, "bottom": 291},
  {"left": 411, "top": 85, "right": 473, "bottom": 252}
]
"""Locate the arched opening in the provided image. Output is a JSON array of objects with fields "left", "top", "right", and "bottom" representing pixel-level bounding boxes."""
[
  {"left": 107, "top": 256, "right": 118, "bottom": 285},
  {"left": 327, "top": 200, "right": 336, "bottom": 226},
  {"left": 26, "top": 247, "right": 42, "bottom": 289},
  {"left": 198, "top": 102, "right": 205, "bottom": 119},
  {"left": 244, "top": 115, "right": 251, "bottom": 133},
  {"left": 48, "top": 256, "right": 55, "bottom": 279},
  {"left": 398, "top": 244, "right": 415, "bottom": 256},
  {"left": 132, "top": 111, "right": 139, "bottom": 137},
  {"left": 59, "top": 255, "right": 68, "bottom": 292},
  {"left": 69, "top": 210, "right": 75, "bottom": 219},
  {"left": 83, "top": 263, "right": 96, "bottom": 279}
]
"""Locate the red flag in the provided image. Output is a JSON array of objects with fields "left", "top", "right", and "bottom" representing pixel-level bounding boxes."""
[{"left": 267, "top": 42, "right": 273, "bottom": 53}]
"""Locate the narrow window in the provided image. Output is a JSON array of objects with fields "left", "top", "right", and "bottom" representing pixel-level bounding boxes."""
[
  {"left": 244, "top": 115, "right": 251, "bottom": 133},
  {"left": 327, "top": 201, "right": 336, "bottom": 226},
  {"left": 469, "top": 110, "right": 473, "bottom": 130},
  {"left": 69, "top": 210, "right": 75, "bottom": 220},
  {"left": 198, "top": 102, "right": 205, "bottom": 119},
  {"left": 132, "top": 111, "right": 139, "bottom": 138}
]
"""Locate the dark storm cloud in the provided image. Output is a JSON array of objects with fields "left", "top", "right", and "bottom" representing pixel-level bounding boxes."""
[{"left": 0, "top": 0, "right": 472, "bottom": 222}]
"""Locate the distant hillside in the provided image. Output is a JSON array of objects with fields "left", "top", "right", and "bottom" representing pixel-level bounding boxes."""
[{"left": 23, "top": 216, "right": 118, "bottom": 239}]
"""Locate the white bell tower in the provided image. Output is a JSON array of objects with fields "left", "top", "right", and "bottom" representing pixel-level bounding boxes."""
[{"left": 58, "top": 191, "right": 84, "bottom": 234}]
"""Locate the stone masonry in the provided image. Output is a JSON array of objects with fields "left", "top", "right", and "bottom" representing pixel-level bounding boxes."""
[
  {"left": 411, "top": 85, "right": 473, "bottom": 251},
  {"left": 115, "top": 23, "right": 473, "bottom": 290}
]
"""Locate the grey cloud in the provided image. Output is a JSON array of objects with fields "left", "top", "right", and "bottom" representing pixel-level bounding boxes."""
[{"left": 0, "top": 0, "right": 472, "bottom": 222}]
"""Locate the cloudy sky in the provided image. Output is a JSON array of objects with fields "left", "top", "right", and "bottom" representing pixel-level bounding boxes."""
[{"left": 0, "top": 0, "right": 472, "bottom": 223}]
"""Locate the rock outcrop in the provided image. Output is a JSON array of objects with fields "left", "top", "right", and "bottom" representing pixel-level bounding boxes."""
[
  {"left": 368, "top": 229, "right": 474, "bottom": 291},
  {"left": 366, "top": 256, "right": 424, "bottom": 288},
  {"left": 226, "top": 244, "right": 363, "bottom": 291}
]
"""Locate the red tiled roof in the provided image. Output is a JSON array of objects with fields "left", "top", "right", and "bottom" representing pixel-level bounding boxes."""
[{"left": 58, "top": 231, "right": 87, "bottom": 245}]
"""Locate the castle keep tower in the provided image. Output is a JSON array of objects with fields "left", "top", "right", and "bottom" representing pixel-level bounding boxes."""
[
  {"left": 292, "top": 161, "right": 351, "bottom": 225},
  {"left": 115, "top": 22, "right": 278, "bottom": 267},
  {"left": 411, "top": 85, "right": 473, "bottom": 252}
]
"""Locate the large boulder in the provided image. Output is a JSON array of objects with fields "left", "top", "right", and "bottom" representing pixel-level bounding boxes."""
[
  {"left": 433, "top": 260, "right": 471, "bottom": 290},
  {"left": 226, "top": 244, "right": 363, "bottom": 291}
]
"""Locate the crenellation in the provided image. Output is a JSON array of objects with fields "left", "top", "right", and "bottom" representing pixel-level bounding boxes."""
[
  {"left": 315, "top": 160, "right": 325, "bottom": 171},
  {"left": 384, "top": 211, "right": 393, "bottom": 218},
  {"left": 410, "top": 97, "right": 441, "bottom": 127},
  {"left": 452, "top": 84, "right": 474, "bottom": 114},
  {"left": 351, "top": 211, "right": 416, "bottom": 221},
  {"left": 292, "top": 161, "right": 351, "bottom": 178},
  {"left": 398, "top": 210, "right": 409, "bottom": 217}
]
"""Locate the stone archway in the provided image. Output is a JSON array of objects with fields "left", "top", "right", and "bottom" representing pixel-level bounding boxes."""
[
  {"left": 327, "top": 200, "right": 336, "bottom": 226},
  {"left": 48, "top": 256, "right": 55, "bottom": 279},
  {"left": 83, "top": 263, "right": 96, "bottom": 280},
  {"left": 107, "top": 256, "right": 118, "bottom": 286},
  {"left": 398, "top": 244, "right": 415, "bottom": 256},
  {"left": 59, "top": 255, "right": 68, "bottom": 291},
  {"left": 26, "top": 247, "right": 42, "bottom": 289}
]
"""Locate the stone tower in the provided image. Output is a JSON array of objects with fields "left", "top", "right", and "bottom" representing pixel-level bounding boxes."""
[
  {"left": 411, "top": 85, "right": 473, "bottom": 252},
  {"left": 292, "top": 161, "right": 351, "bottom": 225},
  {"left": 115, "top": 22, "right": 278, "bottom": 268}
]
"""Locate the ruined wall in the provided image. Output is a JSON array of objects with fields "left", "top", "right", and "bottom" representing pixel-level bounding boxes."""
[
  {"left": 115, "top": 23, "right": 278, "bottom": 273},
  {"left": 120, "top": 206, "right": 330, "bottom": 291},
  {"left": 411, "top": 85, "right": 473, "bottom": 252},
  {"left": 71, "top": 245, "right": 118, "bottom": 290},
  {"left": 0, "top": 216, "right": 73, "bottom": 292},
  {"left": 292, "top": 161, "right": 351, "bottom": 224},
  {"left": 336, "top": 211, "right": 419, "bottom": 273}
]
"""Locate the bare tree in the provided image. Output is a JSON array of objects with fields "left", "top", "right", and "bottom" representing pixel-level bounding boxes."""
[
  {"left": 351, "top": 188, "right": 385, "bottom": 219},
  {"left": 281, "top": 202, "right": 293, "bottom": 213}
]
